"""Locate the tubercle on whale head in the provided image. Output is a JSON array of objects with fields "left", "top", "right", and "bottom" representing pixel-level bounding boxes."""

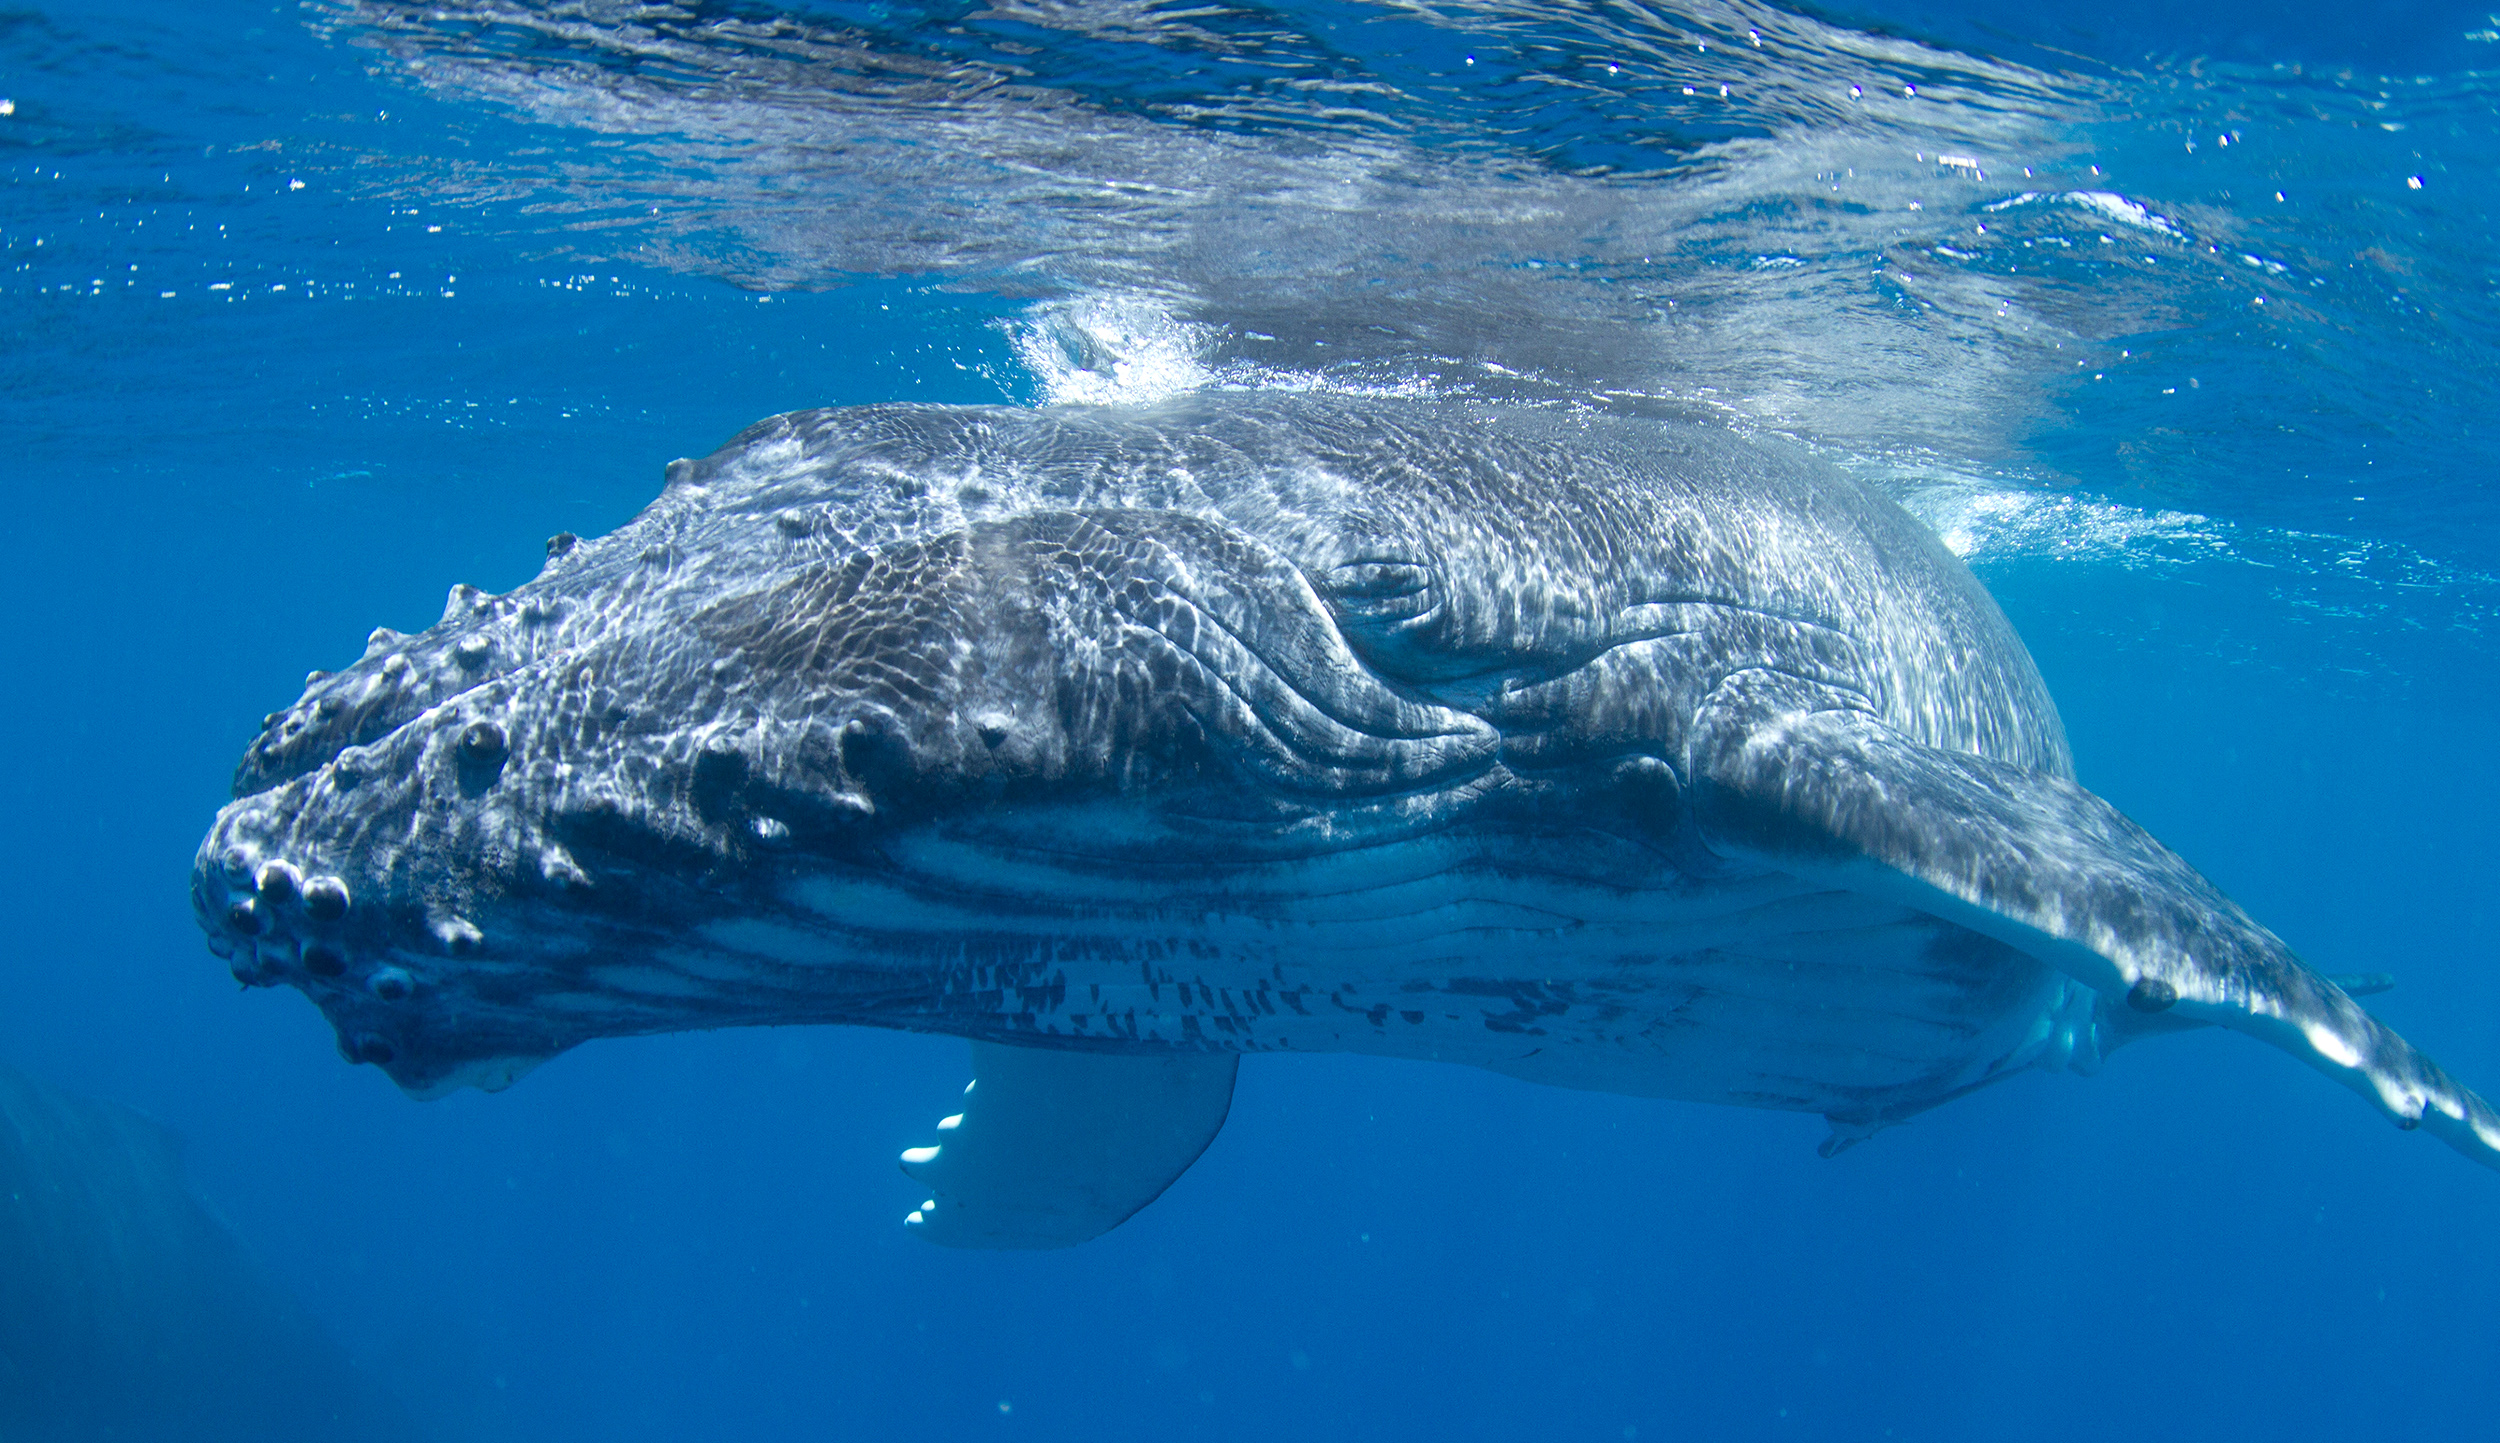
[
  {"left": 226, "top": 485, "right": 651, "bottom": 804},
  {"left": 232, "top": 587, "right": 522, "bottom": 799},
  {"left": 191, "top": 680, "right": 915, "bottom": 1096},
  {"left": 192, "top": 503, "right": 1174, "bottom": 1097}
]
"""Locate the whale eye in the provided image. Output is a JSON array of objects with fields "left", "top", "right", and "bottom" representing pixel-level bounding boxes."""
[
  {"left": 1317, "top": 558, "right": 1470, "bottom": 680},
  {"left": 690, "top": 741, "right": 752, "bottom": 825},
  {"left": 1326, "top": 560, "right": 1434, "bottom": 601},
  {"left": 839, "top": 714, "right": 915, "bottom": 792},
  {"left": 1321, "top": 560, "right": 1439, "bottom": 626},
  {"left": 368, "top": 966, "right": 414, "bottom": 1002}
]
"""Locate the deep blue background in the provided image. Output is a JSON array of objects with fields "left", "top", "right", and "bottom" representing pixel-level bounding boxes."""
[{"left": 3, "top": 2, "right": 2497, "bottom": 1439}]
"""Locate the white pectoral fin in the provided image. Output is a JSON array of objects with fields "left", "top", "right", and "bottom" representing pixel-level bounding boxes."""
[
  {"left": 1691, "top": 671, "right": 2500, "bottom": 1173},
  {"left": 900, "top": 1041, "right": 1239, "bottom": 1249}
]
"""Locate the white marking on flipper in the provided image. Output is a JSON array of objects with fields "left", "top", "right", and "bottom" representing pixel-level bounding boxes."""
[
  {"left": 1692, "top": 669, "right": 2500, "bottom": 1176},
  {"left": 899, "top": 1040, "right": 1239, "bottom": 1249},
  {"left": 2302, "top": 1020, "right": 2364, "bottom": 1072}
]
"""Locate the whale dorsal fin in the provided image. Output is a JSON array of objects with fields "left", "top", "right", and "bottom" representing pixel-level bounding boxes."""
[
  {"left": 899, "top": 1042, "right": 1238, "bottom": 1249},
  {"left": 1689, "top": 668, "right": 2500, "bottom": 1172}
]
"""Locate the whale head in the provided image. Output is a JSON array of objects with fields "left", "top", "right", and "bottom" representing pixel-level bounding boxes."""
[
  {"left": 191, "top": 411, "right": 1513, "bottom": 1094},
  {"left": 191, "top": 395, "right": 2046, "bottom": 1097}
]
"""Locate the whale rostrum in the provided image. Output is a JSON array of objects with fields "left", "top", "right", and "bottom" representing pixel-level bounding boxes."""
[{"left": 192, "top": 396, "right": 2500, "bottom": 1247}]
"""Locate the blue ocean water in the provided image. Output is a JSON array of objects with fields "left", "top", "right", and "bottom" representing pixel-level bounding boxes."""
[{"left": 4, "top": 1, "right": 2498, "bottom": 1438}]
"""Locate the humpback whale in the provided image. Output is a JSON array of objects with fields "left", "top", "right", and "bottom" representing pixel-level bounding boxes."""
[
  {"left": 0, "top": 1063, "right": 424, "bottom": 1439},
  {"left": 191, "top": 396, "right": 2499, "bottom": 1247}
]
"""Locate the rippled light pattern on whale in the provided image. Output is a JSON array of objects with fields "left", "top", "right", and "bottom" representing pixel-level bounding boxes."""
[{"left": 192, "top": 397, "right": 2500, "bottom": 1247}]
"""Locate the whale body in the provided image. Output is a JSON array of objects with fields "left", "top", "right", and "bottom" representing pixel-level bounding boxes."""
[
  {"left": 192, "top": 396, "right": 2500, "bottom": 1247},
  {"left": 0, "top": 1062, "right": 423, "bottom": 1439}
]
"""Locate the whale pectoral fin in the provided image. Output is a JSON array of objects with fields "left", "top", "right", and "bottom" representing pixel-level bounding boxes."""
[
  {"left": 899, "top": 1043, "right": 1239, "bottom": 1249},
  {"left": 1691, "top": 670, "right": 2500, "bottom": 1172}
]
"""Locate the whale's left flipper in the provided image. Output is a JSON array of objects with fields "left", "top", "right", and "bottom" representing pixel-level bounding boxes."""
[
  {"left": 1691, "top": 670, "right": 2500, "bottom": 1171},
  {"left": 900, "top": 1043, "right": 1239, "bottom": 1249}
]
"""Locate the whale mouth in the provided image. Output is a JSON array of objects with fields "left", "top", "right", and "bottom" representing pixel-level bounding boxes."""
[
  {"left": 390, "top": 1053, "right": 546, "bottom": 1100},
  {"left": 189, "top": 821, "right": 557, "bottom": 1090}
]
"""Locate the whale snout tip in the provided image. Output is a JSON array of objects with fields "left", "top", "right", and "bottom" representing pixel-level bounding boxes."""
[
  {"left": 193, "top": 821, "right": 431, "bottom": 1026},
  {"left": 193, "top": 841, "right": 361, "bottom": 980}
]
